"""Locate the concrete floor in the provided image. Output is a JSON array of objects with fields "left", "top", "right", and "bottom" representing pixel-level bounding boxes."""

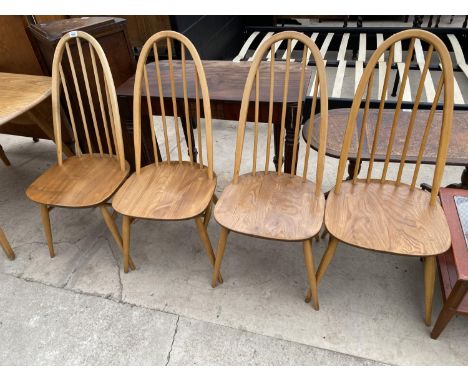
[{"left": 0, "top": 115, "right": 467, "bottom": 365}]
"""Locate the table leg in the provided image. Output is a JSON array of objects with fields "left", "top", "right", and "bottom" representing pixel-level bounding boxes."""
[
  {"left": 0, "top": 227, "right": 15, "bottom": 260},
  {"left": 284, "top": 106, "right": 298, "bottom": 174},
  {"left": 180, "top": 114, "right": 198, "bottom": 163},
  {"left": 444, "top": 166, "right": 468, "bottom": 190},
  {"left": 273, "top": 123, "right": 280, "bottom": 171},
  {"left": 0, "top": 145, "right": 11, "bottom": 166},
  {"left": 431, "top": 281, "right": 468, "bottom": 339},
  {"left": 346, "top": 158, "right": 362, "bottom": 180}
]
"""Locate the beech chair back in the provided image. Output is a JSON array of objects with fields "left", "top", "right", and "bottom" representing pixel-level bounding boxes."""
[
  {"left": 334, "top": 29, "right": 454, "bottom": 205},
  {"left": 51, "top": 31, "right": 126, "bottom": 171},
  {"left": 233, "top": 31, "right": 328, "bottom": 197},
  {"left": 133, "top": 30, "right": 213, "bottom": 179}
]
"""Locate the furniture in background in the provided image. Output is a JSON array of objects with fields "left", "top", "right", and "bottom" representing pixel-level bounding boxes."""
[
  {"left": 112, "top": 31, "right": 221, "bottom": 279},
  {"left": 0, "top": 71, "right": 55, "bottom": 258},
  {"left": 26, "top": 17, "right": 136, "bottom": 156},
  {"left": 0, "top": 16, "right": 74, "bottom": 155},
  {"left": 431, "top": 188, "right": 468, "bottom": 339},
  {"left": 26, "top": 31, "right": 132, "bottom": 269},
  {"left": 313, "top": 30, "right": 453, "bottom": 326},
  {"left": 210, "top": 31, "right": 328, "bottom": 310},
  {"left": 117, "top": 60, "right": 312, "bottom": 173},
  {"left": 302, "top": 109, "right": 468, "bottom": 189},
  {"left": 230, "top": 21, "right": 468, "bottom": 183}
]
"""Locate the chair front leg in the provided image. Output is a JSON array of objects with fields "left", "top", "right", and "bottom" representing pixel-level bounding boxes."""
[
  {"left": 203, "top": 201, "right": 213, "bottom": 228},
  {"left": 305, "top": 235, "right": 339, "bottom": 303},
  {"left": 212, "top": 226, "right": 229, "bottom": 288},
  {"left": 0, "top": 227, "right": 15, "bottom": 260},
  {"left": 122, "top": 215, "right": 132, "bottom": 274},
  {"left": 40, "top": 204, "right": 55, "bottom": 258},
  {"left": 99, "top": 205, "right": 136, "bottom": 271},
  {"left": 424, "top": 255, "right": 436, "bottom": 326},
  {"left": 194, "top": 216, "right": 222, "bottom": 284},
  {"left": 303, "top": 239, "right": 319, "bottom": 310}
]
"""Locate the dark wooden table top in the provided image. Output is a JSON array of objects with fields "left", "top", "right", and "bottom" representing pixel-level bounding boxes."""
[
  {"left": 303, "top": 108, "right": 468, "bottom": 166},
  {"left": 117, "top": 60, "right": 312, "bottom": 105}
]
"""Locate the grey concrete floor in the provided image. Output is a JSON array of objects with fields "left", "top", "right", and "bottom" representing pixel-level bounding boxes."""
[{"left": 0, "top": 115, "right": 467, "bottom": 365}]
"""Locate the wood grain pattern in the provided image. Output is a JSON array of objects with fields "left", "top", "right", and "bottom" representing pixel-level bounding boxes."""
[
  {"left": 117, "top": 60, "right": 311, "bottom": 105},
  {"left": 0, "top": 72, "right": 51, "bottom": 125},
  {"left": 215, "top": 172, "right": 325, "bottom": 241},
  {"left": 325, "top": 181, "right": 451, "bottom": 256},
  {"left": 27, "top": 155, "right": 130, "bottom": 208},
  {"left": 113, "top": 162, "right": 216, "bottom": 220}
]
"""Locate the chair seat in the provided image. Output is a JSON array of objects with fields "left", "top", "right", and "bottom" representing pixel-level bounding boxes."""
[
  {"left": 214, "top": 172, "right": 325, "bottom": 241},
  {"left": 26, "top": 155, "right": 129, "bottom": 208},
  {"left": 325, "top": 181, "right": 451, "bottom": 256},
  {"left": 112, "top": 162, "right": 216, "bottom": 220}
]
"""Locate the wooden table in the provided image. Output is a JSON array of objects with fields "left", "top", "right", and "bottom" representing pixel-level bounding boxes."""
[
  {"left": 303, "top": 108, "right": 468, "bottom": 188},
  {"left": 0, "top": 72, "right": 74, "bottom": 167},
  {"left": 431, "top": 188, "right": 468, "bottom": 339},
  {"left": 117, "top": 60, "right": 312, "bottom": 172},
  {"left": 0, "top": 72, "right": 53, "bottom": 259}
]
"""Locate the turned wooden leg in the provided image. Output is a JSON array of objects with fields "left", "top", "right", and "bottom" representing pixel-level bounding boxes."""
[
  {"left": 100, "top": 206, "right": 135, "bottom": 271},
  {"left": 122, "top": 215, "right": 131, "bottom": 274},
  {"left": 194, "top": 216, "right": 223, "bottom": 284},
  {"left": 40, "top": 204, "right": 55, "bottom": 258},
  {"left": 0, "top": 145, "right": 11, "bottom": 166},
  {"left": 424, "top": 256, "right": 437, "bottom": 326},
  {"left": 303, "top": 239, "right": 319, "bottom": 310},
  {"left": 305, "top": 235, "right": 339, "bottom": 303},
  {"left": 0, "top": 227, "right": 15, "bottom": 260},
  {"left": 431, "top": 281, "right": 468, "bottom": 339},
  {"left": 212, "top": 227, "right": 229, "bottom": 288}
]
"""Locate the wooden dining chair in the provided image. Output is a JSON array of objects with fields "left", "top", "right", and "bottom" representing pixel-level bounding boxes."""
[
  {"left": 26, "top": 31, "right": 133, "bottom": 267},
  {"left": 112, "top": 31, "right": 221, "bottom": 279},
  {"left": 312, "top": 29, "right": 454, "bottom": 326},
  {"left": 210, "top": 31, "right": 328, "bottom": 310}
]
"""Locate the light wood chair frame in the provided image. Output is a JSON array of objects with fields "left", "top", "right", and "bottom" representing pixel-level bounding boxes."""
[
  {"left": 118, "top": 30, "right": 220, "bottom": 278},
  {"left": 31, "top": 31, "right": 133, "bottom": 268},
  {"left": 313, "top": 29, "right": 454, "bottom": 325},
  {"left": 211, "top": 31, "right": 328, "bottom": 310}
]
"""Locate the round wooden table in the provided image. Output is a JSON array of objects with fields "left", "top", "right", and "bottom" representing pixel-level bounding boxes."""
[
  {"left": 0, "top": 72, "right": 52, "bottom": 259},
  {"left": 302, "top": 108, "right": 468, "bottom": 188}
]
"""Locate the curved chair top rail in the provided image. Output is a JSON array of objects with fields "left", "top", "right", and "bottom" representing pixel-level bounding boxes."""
[
  {"left": 234, "top": 30, "right": 328, "bottom": 197},
  {"left": 133, "top": 30, "right": 213, "bottom": 179},
  {"left": 334, "top": 29, "right": 454, "bottom": 206},
  {"left": 51, "top": 30, "right": 126, "bottom": 171}
]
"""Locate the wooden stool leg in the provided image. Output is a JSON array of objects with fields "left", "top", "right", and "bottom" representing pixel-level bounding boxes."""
[
  {"left": 424, "top": 255, "right": 437, "bottom": 326},
  {"left": 122, "top": 215, "right": 131, "bottom": 274},
  {"left": 212, "top": 227, "right": 229, "bottom": 288},
  {"left": 431, "top": 281, "right": 468, "bottom": 339},
  {"left": 306, "top": 235, "right": 339, "bottom": 303},
  {"left": 303, "top": 239, "right": 319, "bottom": 310},
  {"left": 0, "top": 227, "right": 15, "bottom": 260},
  {"left": 40, "top": 204, "right": 55, "bottom": 258},
  {"left": 0, "top": 145, "right": 11, "bottom": 166},
  {"left": 194, "top": 216, "right": 223, "bottom": 284},
  {"left": 99, "top": 206, "right": 136, "bottom": 271}
]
